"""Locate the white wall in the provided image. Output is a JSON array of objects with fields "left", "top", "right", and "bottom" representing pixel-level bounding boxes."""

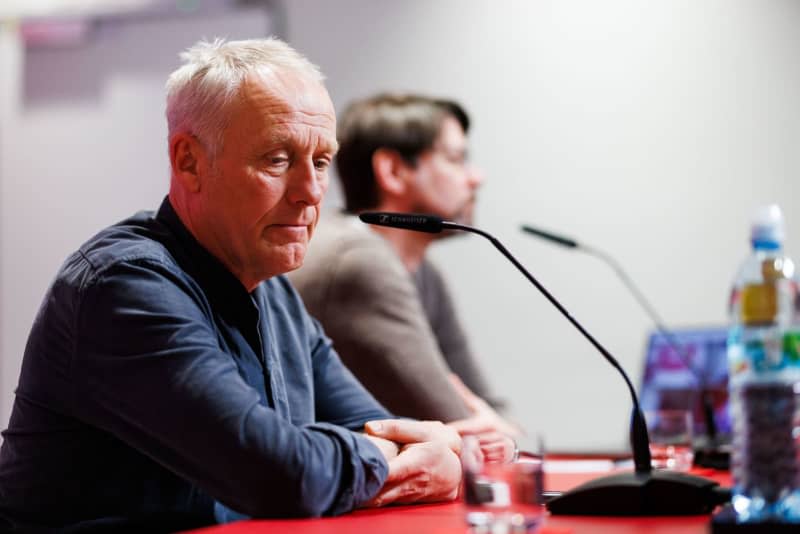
[
  {"left": 283, "top": 0, "right": 800, "bottom": 451},
  {"left": 1, "top": 0, "right": 799, "bottom": 453},
  {"left": 0, "top": 7, "right": 275, "bottom": 435}
]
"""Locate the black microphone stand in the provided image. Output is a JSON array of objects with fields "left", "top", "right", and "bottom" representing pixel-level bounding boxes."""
[
  {"left": 520, "top": 224, "right": 722, "bottom": 452},
  {"left": 449, "top": 222, "right": 653, "bottom": 475},
  {"left": 360, "top": 212, "right": 730, "bottom": 515}
]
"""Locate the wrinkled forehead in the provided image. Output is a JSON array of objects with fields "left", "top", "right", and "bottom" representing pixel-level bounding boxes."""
[
  {"left": 229, "top": 69, "right": 338, "bottom": 149},
  {"left": 248, "top": 68, "right": 334, "bottom": 119}
]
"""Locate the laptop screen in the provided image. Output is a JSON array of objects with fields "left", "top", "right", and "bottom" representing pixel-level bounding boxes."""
[{"left": 638, "top": 326, "right": 731, "bottom": 440}]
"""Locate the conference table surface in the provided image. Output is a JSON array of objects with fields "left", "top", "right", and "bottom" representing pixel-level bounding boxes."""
[{"left": 188, "top": 462, "right": 733, "bottom": 534}]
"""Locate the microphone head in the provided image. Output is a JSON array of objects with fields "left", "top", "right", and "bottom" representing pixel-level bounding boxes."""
[
  {"left": 359, "top": 212, "right": 444, "bottom": 234},
  {"left": 520, "top": 224, "right": 579, "bottom": 249}
]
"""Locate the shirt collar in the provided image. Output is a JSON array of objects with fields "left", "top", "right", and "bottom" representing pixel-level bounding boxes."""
[{"left": 155, "top": 196, "right": 257, "bottom": 319}]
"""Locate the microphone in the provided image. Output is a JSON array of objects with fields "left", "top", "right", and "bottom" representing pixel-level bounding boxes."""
[
  {"left": 520, "top": 223, "right": 724, "bottom": 453},
  {"left": 359, "top": 212, "right": 444, "bottom": 234},
  {"left": 361, "top": 211, "right": 730, "bottom": 516}
]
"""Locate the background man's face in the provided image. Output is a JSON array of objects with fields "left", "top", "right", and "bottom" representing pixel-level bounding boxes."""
[
  {"left": 199, "top": 70, "right": 337, "bottom": 284},
  {"left": 408, "top": 116, "right": 484, "bottom": 226}
]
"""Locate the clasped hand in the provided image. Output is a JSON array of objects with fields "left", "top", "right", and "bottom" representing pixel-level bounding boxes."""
[
  {"left": 363, "top": 419, "right": 462, "bottom": 507},
  {"left": 446, "top": 374, "right": 521, "bottom": 464}
]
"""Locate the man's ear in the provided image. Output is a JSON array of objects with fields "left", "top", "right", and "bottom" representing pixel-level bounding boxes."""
[
  {"left": 371, "top": 148, "right": 412, "bottom": 198},
  {"left": 169, "top": 133, "right": 209, "bottom": 193}
]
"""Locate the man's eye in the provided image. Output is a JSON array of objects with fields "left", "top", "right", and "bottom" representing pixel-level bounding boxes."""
[
  {"left": 448, "top": 153, "right": 467, "bottom": 165},
  {"left": 314, "top": 159, "right": 330, "bottom": 171},
  {"left": 270, "top": 156, "right": 289, "bottom": 166}
]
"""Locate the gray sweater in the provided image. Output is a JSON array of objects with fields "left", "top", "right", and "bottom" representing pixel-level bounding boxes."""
[{"left": 289, "top": 211, "right": 499, "bottom": 422}]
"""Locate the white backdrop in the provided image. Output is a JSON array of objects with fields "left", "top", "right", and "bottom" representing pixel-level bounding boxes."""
[
  {"left": 2, "top": 0, "right": 799, "bottom": 452},
  {"left": 282, "top": 0, "right": 800, "bottom": 451},
  {"left": 0, "top": 4, "right": 275, "bottom": 438}
]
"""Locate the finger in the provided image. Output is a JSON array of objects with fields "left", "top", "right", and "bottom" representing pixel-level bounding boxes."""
[
  {"left": 363, "top": 434, "right": 400, "bottom": 461},
  {"left": 367, "top": 420, "right": 460, "bottom": 453},
  {"left": 372, "top": 478, "right": 460, "bottom": 507},
  {"left": 481, "top": 438, "right": 516, "bottom": 463},
  {"left": 479, "top": 440, "right": 507, "bottom": 453},
  {"left": 376, "top": 448, "right": 461, "bottom": 505},
  {"left": 484, "top": 452, "right": 505, "bottom": 464},
  {"left": 476, "top": 431, "right": 504, "bottom": 445},
  {"left": 480, "top": 441, "right": 506, "bottom": 455},
  {"left": 466, "top": 442, "right": 485, "bottom": 467},
  {"left": 483, "top": 448, "right": 508, "bottom": 462},
  {"left": 367, "top": 478, "right": 422, "bottom": 507},
  {"left": 448, "top": 417, "right": 493, "bottom": 436},
  {"left": 365, "top": 419, "right": 438, "bottom": 444},
  {"left": 383, "top": 444, "right": 432, "bottom": 483},
  {"left": 387, "top": 441, "right": 463, "bottom": 483}
]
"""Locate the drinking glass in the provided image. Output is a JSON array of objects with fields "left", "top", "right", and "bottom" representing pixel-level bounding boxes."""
[
  {"left": 644, "top": 409, "right": 694, "bottom": 471},
  {"left": 461, "top": 436, "right": 545, "bottom": 533}
]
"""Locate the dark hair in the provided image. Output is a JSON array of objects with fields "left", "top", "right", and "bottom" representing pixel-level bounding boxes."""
[{"left": 335, "top": 93, "right": 470, "bottom": 212}]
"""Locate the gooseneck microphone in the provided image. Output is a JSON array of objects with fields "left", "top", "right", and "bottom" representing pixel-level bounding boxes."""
[
  {"left": 360, "top": 211, "right": 730, "bottom": 516},
  {"left": 520, "top": 223, "right": 721, "bottom": 445},
  {"left": 362, "top": 212, "right": 652, "bottom": 472}
]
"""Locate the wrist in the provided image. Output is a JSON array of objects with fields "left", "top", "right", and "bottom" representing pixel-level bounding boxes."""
[{"left": 365, "top": 434, "right": 399, "bottom": 461}]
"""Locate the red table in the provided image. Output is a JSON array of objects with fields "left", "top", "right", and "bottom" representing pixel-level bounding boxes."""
[{"left": 189, "top": 467, "right": 732, "bottom": 534}]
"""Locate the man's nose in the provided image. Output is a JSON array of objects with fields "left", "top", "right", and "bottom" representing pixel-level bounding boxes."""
[
  {"left": 467, "top": 165, "right": 485, "bottom": 189},
  {"left": 288, "top": 161, "right": 324, "bottom": 206}
]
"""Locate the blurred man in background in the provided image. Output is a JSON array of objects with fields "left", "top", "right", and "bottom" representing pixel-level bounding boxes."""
[
  {"left": 0, "top": 40, "right": 461, "bottom": 531},
  {"left": 289, "top": 94, "right": 520, "bottom": 460}
]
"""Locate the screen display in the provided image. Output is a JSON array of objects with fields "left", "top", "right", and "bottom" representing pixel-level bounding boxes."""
[{"left": 639, "top": 326, "right": 730, "bottom": 440}]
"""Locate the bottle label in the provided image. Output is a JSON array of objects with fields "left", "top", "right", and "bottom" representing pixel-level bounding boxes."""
[
  {"left": 729, "top": 328, "right": 800, "bottom": 379},
  {"left": 784, "top": 331, "right": 800, "bottom": 365},
  {"left": 740, "top": 283, "right": 777, "bottom": 325}
]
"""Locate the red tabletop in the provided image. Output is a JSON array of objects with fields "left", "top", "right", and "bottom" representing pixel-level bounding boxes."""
[{"left": 188, "top": 466, "right": 732, "bottom": 534}]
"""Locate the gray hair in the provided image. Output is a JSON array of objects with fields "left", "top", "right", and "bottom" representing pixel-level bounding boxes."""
[{"left": 165, "top": 37, "right": 324, "bottom": 157}]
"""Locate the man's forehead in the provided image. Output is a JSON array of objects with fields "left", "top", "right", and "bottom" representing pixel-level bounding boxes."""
[
  {"left": 264, "top": 106, "right": 336, "bottom": 130},
  {"left": 267, "top": 123, "right": 339, "bottom": 152},
  {"left": 244, "top": 69, "right": 333, "bottom": 110},
  {"left": 235, "top": 73, "right": 337, "bottom": 149},
  {"left": 436, "top": 115, "right": 468, "bottom": 148}
]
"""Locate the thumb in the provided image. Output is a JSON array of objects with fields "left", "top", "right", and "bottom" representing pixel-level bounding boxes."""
[{"left": 365, "top": 419, "right": 432, "bottom": 444}]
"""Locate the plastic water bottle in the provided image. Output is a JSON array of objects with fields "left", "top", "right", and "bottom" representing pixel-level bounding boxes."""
[{"left": 727, "top": 204, "right": 800, "bottom": 522}]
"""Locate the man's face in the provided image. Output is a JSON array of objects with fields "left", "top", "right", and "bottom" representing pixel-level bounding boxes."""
[
  {"left": 407, "top": 116, "right": 484, "bottom": 226},
  {"left": 198, "top": 71, "right": 337, "bottom": 287}
]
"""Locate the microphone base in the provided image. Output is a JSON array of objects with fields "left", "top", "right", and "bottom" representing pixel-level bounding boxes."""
[
  {"left": 546, "top": 470, "right": 728, "bottom": 516},
  {"left": 693, "top": 444, "right": 731, "bottom": 471}
]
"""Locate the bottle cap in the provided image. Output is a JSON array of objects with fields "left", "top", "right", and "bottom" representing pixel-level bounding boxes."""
[{"left": 750, "top": 204, "right": 785, "bottom": 249}]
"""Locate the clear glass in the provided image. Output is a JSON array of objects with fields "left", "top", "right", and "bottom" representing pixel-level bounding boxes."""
[
  {"left": 461, "top": 436, "right": 545, "bottom": 533},
  {"left": 644, "top": 409, "right": 694, "bottom": 471}
]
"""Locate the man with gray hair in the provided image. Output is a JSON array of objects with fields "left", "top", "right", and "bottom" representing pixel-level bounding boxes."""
[{"left": 0, "top": 39, "right": 460, "bottom": 531}]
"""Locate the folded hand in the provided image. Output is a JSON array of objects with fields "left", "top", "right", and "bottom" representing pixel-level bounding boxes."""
[{"left": 363, "top": 419, "right": 462, "bottom": 507}]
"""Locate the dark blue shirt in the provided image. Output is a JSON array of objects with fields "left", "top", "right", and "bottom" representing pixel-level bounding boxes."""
[{"left": 0, "top": 198, "right": 390, "bottom": 531}]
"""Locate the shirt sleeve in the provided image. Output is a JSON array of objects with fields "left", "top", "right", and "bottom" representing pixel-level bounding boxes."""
[
  {"left": 306, "top": 315, "right": 394, "bottom": 429},
  {"left": 308, "top": 242, "right": 471, "bottom": 422},
  {"left": 71, "top": 259, "right": 388, "bottom": 519}
]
